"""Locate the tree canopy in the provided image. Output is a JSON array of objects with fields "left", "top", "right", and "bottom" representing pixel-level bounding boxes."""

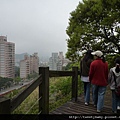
[{"left": 66, "top": 0, "right": 120, "bottom": 61}]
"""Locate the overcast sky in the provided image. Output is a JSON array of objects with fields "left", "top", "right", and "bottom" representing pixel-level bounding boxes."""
[{"left": 0, "top": 0, "right": 81, "bottom": 58}]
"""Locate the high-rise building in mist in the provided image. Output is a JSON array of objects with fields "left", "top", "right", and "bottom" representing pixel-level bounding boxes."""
[
  {"left": 20, "top": 54, "right": 30, "bottom": 79},
  {"left": 30, "top": 53, "right": 39, "bottom": 74},
  {"left": 20, "top": 53, "right": 39, "bottom": 79},
  {"left": 49, "top": 51, "right": 70, "bottom": 70},
  {"left": 0, "top": 36, "right": 15, "bottom": 78},
  {"left": 49, "top": 53, "right": 58, "bottom": 70}
]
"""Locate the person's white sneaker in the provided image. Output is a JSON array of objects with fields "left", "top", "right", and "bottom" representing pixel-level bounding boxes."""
[
  {"left": 97, "top": 110, "right": 101, "bottom": 113},
  {"left": 117, "top": 106, "right": 120, "bottom": 110},
  {"left": 112, "top": 111, "right": 117, "bottom": 114},
  {"left": 85, "top": 102, "right": 89, "bottom": 106}
]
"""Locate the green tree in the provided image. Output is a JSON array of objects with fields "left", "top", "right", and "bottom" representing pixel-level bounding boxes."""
[
  {"left": 106, "top": 54, "right": 120, "bottom": 69},
  {"left": 0, "top": 77, "right": 13, "bottom": 90},
  {"left": 66, "top": 0, "right": 120, "bottom": 61},
  {"left": 14, "top": 76, "right": 21, "bottom": 84}
]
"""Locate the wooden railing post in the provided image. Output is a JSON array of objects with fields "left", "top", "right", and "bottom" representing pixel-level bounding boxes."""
[
  {"left": 72, "top": 67, "right": 78, "bottom": 102},
  {"left": 0, "top": 96, "right": 11, "bottom": 114},
  {"left": 39, "top": 67, "right": 49, "bottom": 114}
]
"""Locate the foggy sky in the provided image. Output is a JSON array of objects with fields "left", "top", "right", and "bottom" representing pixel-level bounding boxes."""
[{"left": 0, "top": 0, "right": 81, "bottom": 58}]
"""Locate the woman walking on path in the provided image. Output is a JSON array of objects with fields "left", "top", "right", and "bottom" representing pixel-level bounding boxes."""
[
  {"left": 89, "top": 50, "right": 108, "bottom": 113},
  {"left": 108, "top": 57, "right": 120, "bottom": 113},
  {"left": 80, "top": 50, "right": 93, "bottom": 106}
]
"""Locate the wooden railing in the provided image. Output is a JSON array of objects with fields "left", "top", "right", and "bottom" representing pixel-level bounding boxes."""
[{"left": 0, "top": 67, "right": 79, "bottom": 114}]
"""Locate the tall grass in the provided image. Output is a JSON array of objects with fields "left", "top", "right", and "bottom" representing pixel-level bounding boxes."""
[{"left": 4, "top": 76, "right": 83, "bottom": 114}]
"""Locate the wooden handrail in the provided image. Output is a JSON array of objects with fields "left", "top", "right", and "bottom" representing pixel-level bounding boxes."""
[
  {"left": 11, "top": 75, "right": 42, "bottom": 112},
  {"left": 0, "top": 67, "right": 79, "bottom": 114},
  {"left": 0, "top": 97, "right": 10, "bottom": 114}
]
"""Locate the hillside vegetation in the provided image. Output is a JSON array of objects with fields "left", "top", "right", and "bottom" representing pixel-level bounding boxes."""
[{"left": 9, "top": 76, "right": 83, "bottom": 114}]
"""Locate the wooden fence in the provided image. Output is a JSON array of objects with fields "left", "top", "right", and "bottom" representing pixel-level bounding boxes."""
[{"left": 0, "top": 67, "right": 79, "bottom": 114}]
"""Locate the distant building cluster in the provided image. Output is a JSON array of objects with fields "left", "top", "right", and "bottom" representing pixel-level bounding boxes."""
[
  {"left": 20, "top": 53, "right": 39, "bottom": 79},
  {"left": 48, "top": 52, "right": 70, "bottom": 70},
  {"left": 0, "top": 35, "right": 70, "bottom": 79},
  {"left": 0, "top": 36, "right": 15, "bottom": 78}
]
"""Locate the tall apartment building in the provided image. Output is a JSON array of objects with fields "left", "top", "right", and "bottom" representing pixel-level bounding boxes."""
[
  {"left": 20, "top": 53, "right": 39, "bottom": 79},
  {"left": 0, "top": 36, "right": 15, "bottom": 78},
  {"left": 20, "top": 54, "right": 30, "bottom": 78},
  {"left": 57, "top": 52, "right": 64, "bottom": 71},
  {"left": 49, "top": 53, "right": 58, "bottom": 70},
  {"left": 30, "top": 53, "right": 39, "bottom": 74},
  {"left": 49, "top": 52, "right": 69, "bottom": 71}
]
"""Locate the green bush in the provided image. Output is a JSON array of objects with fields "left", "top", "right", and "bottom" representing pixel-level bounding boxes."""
[{"left": 106, "top": 54, "right": 120, "bottom": 69}]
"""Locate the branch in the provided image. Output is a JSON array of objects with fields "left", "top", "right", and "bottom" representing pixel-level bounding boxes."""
[{"left": 109, "top": 36, "right": 120, "bottom": 52}]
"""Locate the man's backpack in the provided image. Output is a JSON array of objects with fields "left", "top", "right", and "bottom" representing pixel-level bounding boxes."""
[{"left": 112, "top": 71, "right": 120, "bottom": 96}]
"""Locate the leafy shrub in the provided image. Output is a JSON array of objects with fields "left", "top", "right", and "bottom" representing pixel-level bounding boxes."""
[{"left": 106, "top": 54, "right": 120, "bottom": 69}]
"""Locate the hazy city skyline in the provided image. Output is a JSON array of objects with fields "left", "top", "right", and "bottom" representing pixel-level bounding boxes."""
[{"left": 0, "top": 0, "right": 81, "bottom": 58}]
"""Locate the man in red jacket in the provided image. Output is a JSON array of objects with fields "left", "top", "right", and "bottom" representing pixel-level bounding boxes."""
[{"left": 89, "top": 50, "right": 108, "bottom": 113}]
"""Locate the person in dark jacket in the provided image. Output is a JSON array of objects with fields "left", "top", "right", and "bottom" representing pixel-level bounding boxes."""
[
  {"left": 80, "top": 50, "right": 93, "bottom": 105},
  {"left": 108, "top": 57, "right": 120, "bottom": 113},
  {"left": 89, "top": 50, "right": 108, "bottom": 113}
]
